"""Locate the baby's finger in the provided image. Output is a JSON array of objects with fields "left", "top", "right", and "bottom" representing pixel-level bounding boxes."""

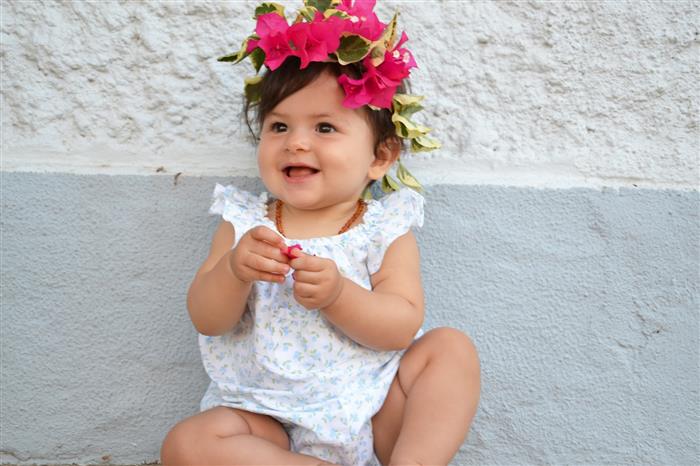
[
  {"left": 290, "top": 251, "right": 324, "bottom": 272},
  {"left": 291, "top": 269, "right": 321, "bottom": 285},
  {"left": 293, "top": 281, "right": 315, "bottom": 299},
  {"left": 251, "top": 269, "right": 287, "bottom": 283},
  {"left": 246, "top": 253, "right": 291, "bottom": 277},
  {"left": 251, "top": 240, "right": 289, "bottom": 264},
  {"left": 249, "top": 226, "right": 287, "bottom": 249}
]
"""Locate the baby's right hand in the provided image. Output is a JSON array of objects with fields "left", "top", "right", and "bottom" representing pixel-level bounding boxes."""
[{"left": 229, "top": 226, "right": 290, "bottom": 284}]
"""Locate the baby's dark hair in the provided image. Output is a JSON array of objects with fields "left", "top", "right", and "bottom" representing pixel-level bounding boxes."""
[{"left": 244, "top": 56, "right": 408, "bottom": 157}]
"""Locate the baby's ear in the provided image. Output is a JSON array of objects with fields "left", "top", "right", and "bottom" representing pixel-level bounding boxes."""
[{"left": 369, "top": 138, "right": 401, "bottom": 180}]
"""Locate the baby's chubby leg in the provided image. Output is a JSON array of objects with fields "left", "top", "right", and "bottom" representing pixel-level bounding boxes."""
[
  {"left": 160, "top": 406, "right": 336, "bottom": 465},
  {"left": 372, "top": 327, "right": 481, "bottom": 466}
]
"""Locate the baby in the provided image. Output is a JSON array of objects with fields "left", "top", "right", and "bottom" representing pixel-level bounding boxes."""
[{"left": 161, "top": 1, "right": 480, "bottom": 464}]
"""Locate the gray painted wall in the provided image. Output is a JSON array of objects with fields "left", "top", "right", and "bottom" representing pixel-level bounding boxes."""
[{"left": 1, "top": 172, "right": 698, "bottom": 464}]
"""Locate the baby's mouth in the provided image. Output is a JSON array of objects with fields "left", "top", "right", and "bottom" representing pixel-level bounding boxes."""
[{"left": 284, "top": 166, "right": 320, "bottom": 178}]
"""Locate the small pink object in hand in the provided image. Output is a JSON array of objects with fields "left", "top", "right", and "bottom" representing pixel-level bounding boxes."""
[{"left": 282, "top": 244, "right": 303, "bottom": 260}]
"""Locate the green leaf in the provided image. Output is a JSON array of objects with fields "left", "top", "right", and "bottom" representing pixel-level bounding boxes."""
[
  {"left": 368, "top": 12, "right": 399, "bottom": 66},
  {"left": 304, "top": 0, "right": 335, "bottom": 12},
  {"left": 396, "top": 159, "right": 424, "bottom": 192},
  {"left": 244, "top": 76, "right": 264, "bottom": 103},
  {"left": 336, "top": 35, "right": 371, "bottom": 65},
  {"left": 393, "top": 93, "right": 424, "bottom": 108},
  {"left": 410, "top": 135, "right": 441, "bottom": 152},
  {"left": 400, "top": 104, "right": 424, "bottom": 119},
  {"left": 393, "top": 94, "right": 425, "bottom": 118},
  {"left": 369, "top": 44, "right": 385, "bottom": 61},
  {"left": 324, "top": 8, "right": 350, "bottom": 19},
  {"left": 394, "top": 121, "right": 408, "bottom": 138},
  {"left": 218, "top": 34, "right": 258, "bottom": 64},
  {"left": 217, "top": 52, "right": 239, "bottom": 63},
  {"left": 392, "top": 114, "right": 431, "bottom": 139},
  {"left": 249, "top": 47, "right": 266, "bottom": 73},
  {"left": 381, "top": 174, "right": 401, "bottom": 193},
  {"left": 382, "top": 11, "right": 399, "bottom": 49},
  {"left": 254, "top": 2, "right": 285, "bottom": 19},
  {"left": 361, "top": 185, "right": 374, "bottom": 200},
  {"left": 368, "top": 42, "right": 387, "bottom": 67},
  {"left": 296, "top": 6, "right": 317, "bottom": 22}
]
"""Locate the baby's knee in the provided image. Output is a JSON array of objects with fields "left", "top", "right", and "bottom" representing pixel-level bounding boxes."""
[
  {"left": 428, "top": 327, "right": 480, "bottom": 371},
  {"left": 160, "top": 420, "right": 197, "bottom": 465},
  {"left": 160, "top": 407, "right": 251, "bottom": 464}
]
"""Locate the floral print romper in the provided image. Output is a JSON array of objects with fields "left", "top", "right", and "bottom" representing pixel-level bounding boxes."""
[{"left": 200, "top": 184, "right": 424, "bottom": 465}]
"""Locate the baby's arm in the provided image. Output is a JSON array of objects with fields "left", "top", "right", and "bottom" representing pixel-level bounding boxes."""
[
  {"left": 290, "top": 231, "right": 424, "bottom": 351},
  {"left": 187, "top": 222, "right": 289, "bottom": 336}
]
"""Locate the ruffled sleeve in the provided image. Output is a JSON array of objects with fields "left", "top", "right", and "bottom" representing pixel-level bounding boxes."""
[
  {"left": 365, "top": 188, "right": 425, "bottom": 275},
  {"left": 209, "top": 184, "right": 269, "bottom": 247}
]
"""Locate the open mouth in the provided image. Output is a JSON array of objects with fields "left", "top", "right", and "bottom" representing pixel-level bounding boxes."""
[{"left": 283, "top": 166, "right": 320, "bottom": 178}]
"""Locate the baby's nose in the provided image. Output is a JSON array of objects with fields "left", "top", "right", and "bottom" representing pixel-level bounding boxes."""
[{"left": 285, "top": 130, "right": 311, "bottom": 152}]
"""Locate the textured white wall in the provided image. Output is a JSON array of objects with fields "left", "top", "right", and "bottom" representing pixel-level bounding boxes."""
[{"left": 2, "top": 0, "right": 698, "bottom": 189}]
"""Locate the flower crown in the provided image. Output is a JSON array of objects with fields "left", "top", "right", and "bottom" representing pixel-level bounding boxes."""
[{"left": 219, "top": 0, "right": 439, "bottom": 195}]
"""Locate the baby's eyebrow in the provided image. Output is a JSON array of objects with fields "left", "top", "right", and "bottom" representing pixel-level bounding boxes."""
[{"left": 269, "top": 111, "right": 345, "bottom": 121}]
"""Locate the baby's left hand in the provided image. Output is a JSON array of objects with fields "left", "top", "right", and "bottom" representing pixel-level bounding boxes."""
[{"left": 289, "top": 249, "right": 344, "bottom": 311}]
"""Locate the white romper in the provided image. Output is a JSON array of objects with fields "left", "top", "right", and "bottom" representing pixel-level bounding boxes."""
[{"left": 200, "top": 184, "right": 424, "bottom": 465}]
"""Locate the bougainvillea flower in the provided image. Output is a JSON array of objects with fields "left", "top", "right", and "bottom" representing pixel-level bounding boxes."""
[
  {"left": 338, "top": 0, "right": 385, "bottom": 40},
  {"left": 336, "top": 73, "right": 369, "bottom": 108},
  {"left": 260, "top": 35, "right": 294, "bottom": 70},
  {"left": 252, "top": 13, "right": 293, "bottom": 70},
  {"left": 338, "top": 61, "right": 393, "bottom": 109},
  {"left": 337, "top": 29, "right": 417, "bottom": 109},
  {"left": 255, "top": 12, "right": 289, "bottom": 37},
  {"left": 246, "top": 38, "right": 259, "bottom": 54},
  {"left": 282, "top": 244, "right": 303, "bottom": 260},
  {"left": 376, "top": 32, "right": 417, "bottom": 81},
  {"left": 288, "top": 13, "right": 343, "bottom": 68},
  {"left": 311, "top": 13, "right": 344, "bottom": 53}
]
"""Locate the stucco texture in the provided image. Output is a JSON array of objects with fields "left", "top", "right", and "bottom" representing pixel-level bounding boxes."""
[
  {"left": 1, "top": 0, "right": 698, "bottom": 187},
  {"left": 1, "top": 173, "right": 698, "bottom": 464}
]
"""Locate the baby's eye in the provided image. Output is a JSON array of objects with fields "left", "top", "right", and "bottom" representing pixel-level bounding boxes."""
[
  {"left": 269, "top": 122, "right": 287, "bottom": 132},
  {"left": 317, "top": 122, "right": 336, "bottom": 134}
]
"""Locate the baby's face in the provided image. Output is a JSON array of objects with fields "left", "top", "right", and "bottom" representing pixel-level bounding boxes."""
[{"left": 258, "top": 71, "right": 383, "bottom": 210}]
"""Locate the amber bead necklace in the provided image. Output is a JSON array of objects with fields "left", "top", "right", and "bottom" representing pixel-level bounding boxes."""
[{"left": 275, "top": 199, "right": 366, "bottom": 237}]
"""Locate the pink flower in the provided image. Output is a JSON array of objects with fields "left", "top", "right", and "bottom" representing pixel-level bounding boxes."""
[
  {"left": 248, "top": 12, "right": 344, "bottom": 70},
  {"left": 288, "top": 13, "right": 343, "bottom": 68},
  {"left": 338, "top": 62, "right": 394, "bottom": 108},
  {"left": 246, "top": 39, "right": 259, "bottom": 54},
  {"left": 337, "top": 32, "right": 416, "bottom": 109},
  {"left": 376, "top": 32, "right": 416, "bottom": 81},
  {"left": 282, "top": 244, "right": 303, "bottom": 259},
  {"left": 250, "top": 13, "right": 293, "bottom": 70},
  {"left": 256, "top": 12, "right": 289, "bottom": 36},
  {"left": 336, "top": 74, "right": 369, "bottom": 108},
  {"left": 338, "top": 0, "right": 385, "bottom": 40}
]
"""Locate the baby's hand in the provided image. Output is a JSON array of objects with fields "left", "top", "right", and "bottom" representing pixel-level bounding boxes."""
[
  {"left": 229, "top": 226, "right": 290, "bottom": 284},
  {"left": 289, "top": 249, "right": 344, "bottom": 310}
]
